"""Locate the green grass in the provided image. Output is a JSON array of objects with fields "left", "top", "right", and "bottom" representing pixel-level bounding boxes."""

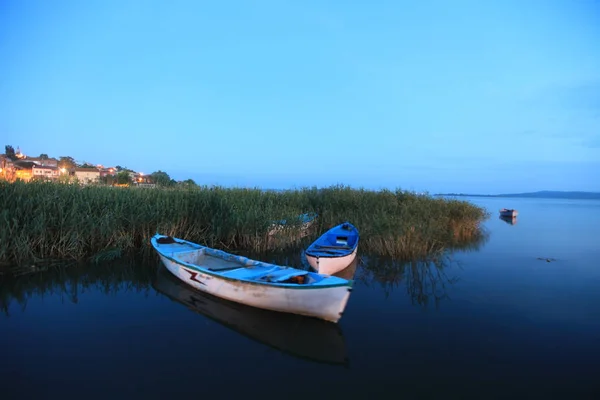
[{"left": 0, "top": 181, "right": 489, "bottom": 265}]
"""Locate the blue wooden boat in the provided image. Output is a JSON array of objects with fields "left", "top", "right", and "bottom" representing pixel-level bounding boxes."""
[{"left": 304, "top": 222, "right": 360, "bottom": 275}]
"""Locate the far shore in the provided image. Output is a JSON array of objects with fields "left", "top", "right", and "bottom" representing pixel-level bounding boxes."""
[{"left": 435, "top": 190, "right": 600, "bottom": 200}]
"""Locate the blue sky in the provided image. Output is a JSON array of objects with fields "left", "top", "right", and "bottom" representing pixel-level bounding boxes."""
[{"left": 1, "top": 0, "right": 599, "bottom": 193}]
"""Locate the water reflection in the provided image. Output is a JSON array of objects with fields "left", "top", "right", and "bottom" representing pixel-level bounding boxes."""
[
  {"left": 356, "top": 255, "right": 458, "bottom": 306},
  {"left": 1, "top": 223, "right": 487, "bottom": 322},
  {"left": 499, "top": 215, "right": 518, "bottom": 225},
  {"left": 153, "top": 267, "right": 349, "bottom": 366},
  {"left": 355, "top": 229, "right": 490, "bottom": 306},
  {"left": 0, "top": 257, "right": 157, "bottom": 316}
]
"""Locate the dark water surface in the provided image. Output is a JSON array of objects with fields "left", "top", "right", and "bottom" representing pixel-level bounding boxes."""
[{"left": 2, "top": 197, "right": 600, "bottom": 399}]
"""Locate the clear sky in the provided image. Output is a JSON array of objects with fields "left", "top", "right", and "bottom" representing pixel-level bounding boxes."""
[{"left": 1, "top": 0, "right": 599, "bottom": 193}]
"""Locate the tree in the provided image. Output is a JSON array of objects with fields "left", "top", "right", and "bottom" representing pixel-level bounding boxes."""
[
  {"left": 80, "top": 163, "right": 96, "bottom": 169},
  {"left": 180, "top": 179, "right": 197, "bottom": 187},
  {"left": 116, "top": 171, "right": 132, "bottom": 185},
  {"left": 150, "top": 170, "right": 174, "bottom": 187},
  {"left": 5, "top": 145, "right": 15, "bottom": 159},
  {"left": 100, "top": 174, "right": 116, "bottom": 186},
  {"left": 57, "top": 174, "right": 73, "bottom": 184},
  {"left": 39, "top": 153, "right": 49, "bottom": 159},
  {"left": 58, "top": 156, "right": 76, "bottom": 170}
]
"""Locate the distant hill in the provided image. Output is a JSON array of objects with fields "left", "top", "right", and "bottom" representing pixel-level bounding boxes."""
[{"left": 435, "top": 191, "right": 600, "bottom": 200}]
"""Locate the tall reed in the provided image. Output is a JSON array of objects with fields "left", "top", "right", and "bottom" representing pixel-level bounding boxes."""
[{"left": 0, "top": 181, "right": 489, "bottom": 264}]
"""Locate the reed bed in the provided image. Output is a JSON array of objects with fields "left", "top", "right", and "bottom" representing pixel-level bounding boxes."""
[{"left": 0, "top": 181, "right": 489, "bottom": 265}]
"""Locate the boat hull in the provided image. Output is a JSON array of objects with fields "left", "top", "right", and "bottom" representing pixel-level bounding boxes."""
[
  {"left": 157, "top": 254, "right": 351, "bottom": 323},
  {"left": 306, "top": 247, "right": 358, "bottom": 276},
  {"left": 499, "top": 209, "right": 518, "bottom": 218}
]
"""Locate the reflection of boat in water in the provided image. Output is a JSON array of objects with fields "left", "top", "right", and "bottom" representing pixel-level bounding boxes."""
[
  {"left": 152, "top": 267, "right": 349, "bottom": 366},
  {"left": 499, "top": 215, "right": 518, "bottom": 225}
]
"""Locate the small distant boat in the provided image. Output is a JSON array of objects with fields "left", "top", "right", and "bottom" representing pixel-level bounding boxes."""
[
  {"left": 499, "top": 208, "right": 518, "bottom": 218},
  {"left": 305, "top": 222, "right": 359, "bottom": 276},
  {"left": 152, "top": 267, "right": 349, "bottom": 366},
  {"left": 267, "top": 212, "right": 317, "bottom": 237},
  {"left": 151, "top": 233, "right": 353, "bottom": 323}
]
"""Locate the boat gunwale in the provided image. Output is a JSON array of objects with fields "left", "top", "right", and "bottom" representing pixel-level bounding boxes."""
[
  {"left": 151, "top": 235, "right": 353, "bottom": 290},
  {"left": 305, "top": 246, "right": 358, "bottom": 259}
]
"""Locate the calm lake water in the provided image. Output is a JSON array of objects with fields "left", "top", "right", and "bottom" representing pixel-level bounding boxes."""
[{"left": 1, "top": 197, "right": 599, "bottom": 399}]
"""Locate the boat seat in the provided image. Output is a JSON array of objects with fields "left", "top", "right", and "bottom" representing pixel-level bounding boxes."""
[
  {"left": 221, "top": 266, "right": 308, "bottom": 283},
  {"left": 221, "top": 266, "right": 279, "bottom": 280},
  {"left": 259, "top": 269, "right": 309, "bottom": 283},
  {"left": 315, "top": 244, "right": 352, "bottom": 250}
]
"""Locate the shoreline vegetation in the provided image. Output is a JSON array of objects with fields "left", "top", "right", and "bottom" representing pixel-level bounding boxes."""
[{"left": 0, "top": 180, "right": 489, "bottom": 269}]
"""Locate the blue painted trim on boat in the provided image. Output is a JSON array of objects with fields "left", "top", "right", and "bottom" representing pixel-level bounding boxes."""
[
  {"left": 305, "top": 222, "right": 360, "bottom": 259},
  {"left": 150, "top": 234, "right": 353, "bottom": 290}
]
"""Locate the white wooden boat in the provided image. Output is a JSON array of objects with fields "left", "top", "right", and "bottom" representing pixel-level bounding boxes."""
[
  {"left": 499, "top": 208, "right": 518, "bottom": 218},
  {"left": 305, "top": 222, "right": 359, "bottom": 276},
  {"left": 152, "top": 267, "right": 348, "bottom": 365},
  {"left": 150, "top": 233, "right": 353, "bottom": 323}
]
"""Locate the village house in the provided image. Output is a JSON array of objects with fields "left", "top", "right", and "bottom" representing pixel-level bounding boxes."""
[
  {"left": 32, "top": 165, "right": 60, "bottom": 180},
  {"left": 1, "top": 148, "right": 60, "bottom": 182},
  {"left": 0, "top": 155, "right": 16, "bottom": 181},
  {"left": 133, "top": 172, "right": 151, "bottom": 183},
  {"left": 13, "top": 161, "right": 36, "bottom": 182},
  {"left": 99, "top": 167, "right": 116, "bottom": 178},
  {"left": 132, "top": 173, "right": 156, "bottom": 188},
  {"left": 73, "top": 167, "right": 100, "bottom": 185},
  {"left": 27, "top": 156, "right": 59, "bottom": 168}
]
